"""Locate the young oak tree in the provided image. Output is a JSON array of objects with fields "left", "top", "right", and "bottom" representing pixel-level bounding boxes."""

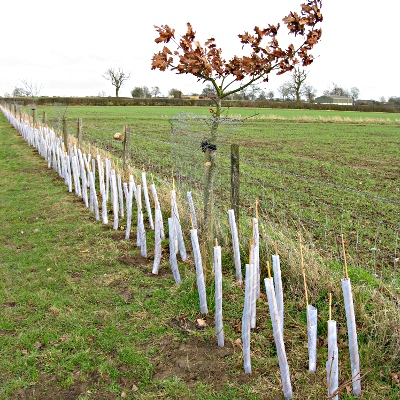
[{"left": 151, "top": 0, "right": 323, "bottom": 262}]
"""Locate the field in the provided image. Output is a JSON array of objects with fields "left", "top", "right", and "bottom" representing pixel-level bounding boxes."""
[
  {"left": 32, "top": 105, "right": 400, "bottom": 280},
  {"left": 1, "top": 105, "right": 400, "bottom": 399}
]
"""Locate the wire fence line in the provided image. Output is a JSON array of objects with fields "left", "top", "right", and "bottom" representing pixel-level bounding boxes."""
[
  {"left": 3, "top": 102, "right": 399, "bottom": 291},
  {"left": 76, "top": 119, "right": 399, "bottom": 290}
]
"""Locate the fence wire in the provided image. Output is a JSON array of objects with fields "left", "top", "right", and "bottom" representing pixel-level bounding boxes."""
[{"left": 4, "top": 102, "right": 399, "bottom": 291}]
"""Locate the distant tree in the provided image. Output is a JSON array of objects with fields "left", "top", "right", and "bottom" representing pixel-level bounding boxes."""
[
  {"left": 379, "top": 96, "right": 386, "bottom": 103},
  {"left": 279, "top": 67, "right": 309, "bottom": 102},
  {"left": 323, "top": 82, "right": 349, "bottom": 97},
  {"left": 151, "top": 86, "right": 162, "bottom": 97},
  {"left": 388, "top": 96, "right": 400, "bottom": 106},
  {"left": 131, "top": 87, "right": 143, "bottom": 98},
  {"left": 22, "top": 79, "right": 42, "bottom": 99},
  {"left": 12, "top": 80, "right": 42, "bottom": 99},
  {"left": 303, "top": 84, "right": 317, "bottom": 102},
  {"left": 103, "top": 67, "right": 130, "bottom": 97},
  {"left": 131, "top": 86, "right": 151, "bottom": 98},
  {"left": 350, "top": 87, "right": 360, "bottom": 100},
  {"left": 12, "top": 86, "right": 28, "bottom": 97},
  {"left": 257, "top": 90, "right": 267, "bottom": 101},
  {"left": 201, "top": 83, "right": 217, "bottom": 98},
  {"left": 266, "top": 90, "right": 275, "bottom": 101},
  {"left": 168, "top": 88, "right": 182, "bottom": 99},
  {"left": 247, "top": 84, "right": 262, "bottom": 101},
  {"left": 278, "top": 81, "right": 294, "bottom": 101},
  {"left": 98, "top": 91, "right": 107, "bottom": 97}
]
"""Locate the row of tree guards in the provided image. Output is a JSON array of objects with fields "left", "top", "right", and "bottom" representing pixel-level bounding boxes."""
[{"left": 1, "top": 104, "right": 362, "bottom": 399}]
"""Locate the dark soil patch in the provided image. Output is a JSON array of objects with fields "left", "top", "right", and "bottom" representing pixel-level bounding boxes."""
[
  {"left": 13, "top": 371, "right": 117, "bottom": 400},
  {"left": 153, "top": 332, "right": 252, "bottom": 389},
  {"left": 118, "top": 253, "right": 149, "bottom": 269}
]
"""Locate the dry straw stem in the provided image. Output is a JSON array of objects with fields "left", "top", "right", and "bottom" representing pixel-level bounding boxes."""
[
  {"left": 298, "top": 233, "right": 309, "bottom": 307},
  {"left": 266, "top": 260, "right": 271, "bottom": 279},
  {"left": 341, "top": 234, "right": 349, "bottom": 280},
  {"left": 327, "top": 370, "right": 370, "bottom": 400}
]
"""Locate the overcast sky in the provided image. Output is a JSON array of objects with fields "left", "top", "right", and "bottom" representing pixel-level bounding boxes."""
[{"left": 1, "top": 1, "right": 399, "bottom": 101}]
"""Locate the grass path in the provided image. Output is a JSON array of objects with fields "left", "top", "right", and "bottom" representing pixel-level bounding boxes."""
[{"left": 0, "top": 114, "right": 257, "bottom": 399}]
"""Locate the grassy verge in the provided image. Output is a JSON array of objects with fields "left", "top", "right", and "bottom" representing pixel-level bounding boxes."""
[{"left": 0, "top": 112, "right": 399, "bottom": 399}]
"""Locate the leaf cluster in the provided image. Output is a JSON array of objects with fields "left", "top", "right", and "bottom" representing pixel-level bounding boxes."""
[{"left": 151, "top": 1, "right": 323, "bottom": 99}]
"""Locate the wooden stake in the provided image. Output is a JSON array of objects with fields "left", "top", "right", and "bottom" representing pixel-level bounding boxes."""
[
  {"left": 215, "top": 238, "right": 218, "bottom": 247},
  {"left": 266, "top": 261, "right": 271, "bottom": 279},
  {"left": 298, "top": 233, "right": 309, "bottom": 307},
  {"left": 329, "top": 292, "right": 332, "bottom": 321},
  {"left": 190, "top": 215, "right": 194, "bottom": 230},
  {"left": 274, "top": 241, "right": 278, "bottom": 256},
  {"left": 255, "top": 199, "right": 259, "bottom": 220},
  {"left": 341, "top": 234, "right": 349, "bottom": 280}
]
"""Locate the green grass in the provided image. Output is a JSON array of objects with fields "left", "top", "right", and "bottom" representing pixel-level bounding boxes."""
[{"left": 1, "top": 108, "right": 399, "bottom": 399}]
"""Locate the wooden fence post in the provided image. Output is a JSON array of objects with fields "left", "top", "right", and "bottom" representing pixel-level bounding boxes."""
[
  {"left": 62, "top": 117, "right": 68, "bottom": 149},
  {"left": 32, "top": 108, "right": 37, "bottom": 127},
  {"left": 231, "top": 143, "right": 240, "bottom": 225},
  {"left": 42, "top": 111, "right": 47, "bottom": 124},
  {"left": 77, "top": 118, "right": 83, "bottom": 146}
]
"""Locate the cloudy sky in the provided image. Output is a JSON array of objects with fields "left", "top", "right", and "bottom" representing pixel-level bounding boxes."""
[{"left": 1, "top": 0, "right": 399, "bottom": 101}]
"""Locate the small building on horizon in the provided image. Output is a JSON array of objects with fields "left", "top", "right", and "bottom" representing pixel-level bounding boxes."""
[{"left": 315, "top": 95, "right": 353, "bottom": 105}]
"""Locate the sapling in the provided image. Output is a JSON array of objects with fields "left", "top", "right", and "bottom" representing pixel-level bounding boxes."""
[
  {"left": 265, "top": 261, "right": 292, "bottom": 399},
  {"left": 341, "top": 235, "right": 361, "bottom": 396},
  {"left": 228, "top": 209, "right": 242, "bottom": 282},
  {"left": 214, "top": 239, "right": 224, "bottom": 347},
  {"left": 190, "top": 224, "right": 208, "bottom": 314},
  {"left": 326, "top": 293, "right": 339, "bottom": 400},
  {"left": 242, "top": 263, "right": 253, "bottom": 373},
  {"left": 142, "top": 169, "right": 154, "bottom": 230},
  {"left": 168, "top": 217, "right": 181, "bottom": 284}
]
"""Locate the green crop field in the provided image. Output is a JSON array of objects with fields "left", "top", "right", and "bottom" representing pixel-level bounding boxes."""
[
  {"left": 24, "top": 104, "right": 400, "bottom": 282},
  {"left": 1, "top": 105, "right": 400, "bottom": 399}
]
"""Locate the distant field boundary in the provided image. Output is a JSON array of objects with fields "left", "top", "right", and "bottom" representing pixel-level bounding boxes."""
[{"left": 4, "top": 96, "right": 400, "bottom": 113}]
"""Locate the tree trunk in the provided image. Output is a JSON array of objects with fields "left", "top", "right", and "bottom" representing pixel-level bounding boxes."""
[{"left": 202, "top": 99, "right": 221, "bottom": 268}]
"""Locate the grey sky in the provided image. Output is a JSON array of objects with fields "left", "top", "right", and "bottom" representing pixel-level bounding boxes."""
[{"left": 1, "top": 0, "right": 398, "bottom": 101}]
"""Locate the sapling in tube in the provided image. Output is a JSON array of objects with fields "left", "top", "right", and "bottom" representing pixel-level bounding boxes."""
[
  {"left": 272, "top": 242, "right": 284, "bottom": 333},
  {"left": 117, "top": 174, "right": 124, "bottom": 218},
  {"left": 187, "top": 191, "right": 198, "bottom": 230},
  {"left": 152, "top": 206, "right": 163, "bottom": 275},
  {"left": 299, "top": 234, "right": 318, "bottom": 373},
  {"left": 171, "top": 189, "right": 187, "bottom": 261},
  {"left": 190, "top": 226, "right": 208, "bottom": 314},
  {"left": 214, "top": 239, "right": 224, "bottom": 347},
  {"left": 341, "top": 235, "right": 361, "bottom": 396},
  {"left": 111, "top": 170, "right": 119, "bottom": 230},
  {"left": 142, "top": 169, "right": 154, "bottom": 230},
  {"left": 326, "top": 293, "right": 339, "bottom": 400},
  {"left": 150, "top": 180, "right": 165, "bottom": 239},
  {"left": 228, "top": 209, "right": 242, "bottom": 282},
  {"left": 168, "top": 217, "right": 181, "bottom": 284},
  {"left": 264, "top": 262, "right": 292, "bottom": 399},
  {"left": 242, "top": 263, "right": 252, "bottom": 373}
]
